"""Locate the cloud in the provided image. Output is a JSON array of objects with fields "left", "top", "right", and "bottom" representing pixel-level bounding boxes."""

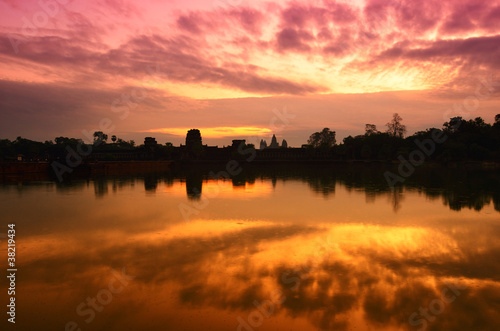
[
  {"left": 2, "top": 0, "right": 500, "bottom": 142},
  {"left": 0, "top": 78, "right": 207, "bottom": 141},
  {"left": 229, "top": 7, "right": 265, "bottom": 35},
  {"left": 439, "top": 1, "right": 500, "bottom": 35},
  {"left": 276, "top": 28, "right": 313, "bottom": 52},
  {"left": 0, "top": 30, "right": 325, "bottom": 95},
  {"left": 101, "top": 0, "right": 142, "bottom": 19},
  {"left": 377, "top": 35, "right": 500, "bottom": 62},
  {"left": 176, "top": 13, "right": 204, "bottom": 34},
  {"left": 368, "top": 34, "right": 500, "bottom": 90},
  {"left": 4, "top": 0, "right": 500, "bottom": 96},
  {"left": 150, "top": 126, "right": 272, "bottom": 138}
]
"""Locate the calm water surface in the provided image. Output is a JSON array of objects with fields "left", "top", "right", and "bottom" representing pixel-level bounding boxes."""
[{"left": 1, "top": 166, "right": 499, "bottom": 331}]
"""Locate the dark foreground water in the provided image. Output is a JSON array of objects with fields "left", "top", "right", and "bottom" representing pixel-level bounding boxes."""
[{"left": 0, "top": 165, "right": 499, "bottom": 331}]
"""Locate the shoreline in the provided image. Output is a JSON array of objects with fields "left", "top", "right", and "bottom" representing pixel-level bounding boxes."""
[{"left": 0, "top": 159, "right": 498, "bottom": 178}]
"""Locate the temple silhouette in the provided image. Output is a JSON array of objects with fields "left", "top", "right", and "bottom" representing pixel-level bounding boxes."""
[{"left": 260, "top": 134, "right": 288, "bottom": 149}]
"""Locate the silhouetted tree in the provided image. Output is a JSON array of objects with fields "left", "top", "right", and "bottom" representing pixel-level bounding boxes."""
[
  {"left": 341, "top": 132, "right": 401, "bottom": 160},
  {"left": 111, "top": 135, "right": 117, "bottom": 143},
  {"left": 386, "top": 113, "right": 406, "bottom": 138},
  {"left": 443, "top": 116, "right": 464, "bottom": 133},
  {"left": 472, "top": 117, "right": 488, "bottom": 128},
  {"left": 440, "top": 116, "right": 495, "bottom": 161},
  {"left": 93, "top": 131, "right": 108, "bottom": 144},
  {"left": 308, "top": 128, "right": 336, "bottom": 148},
  {"left": 365, "top": 124, "right": 379, "bottom": 135},
  {"left": 54, "top": 137, "right": 81, "bottom": 146},
  {"left": 493, "top": 114, "right": 500, "bottom": 131}
]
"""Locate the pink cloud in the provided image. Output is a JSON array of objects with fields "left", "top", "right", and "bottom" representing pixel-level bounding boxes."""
[
  {"left": 101, "top": 0, "right": 142, "bottom": 19},
  {"left": 276, "top": 28, "right": 313, "bottom": 52},
  {"left": 3, "top": 0, "right": 500, "bottom": 92},
  {"left": 228, "top": 8, "right": 264, "bottom": 35},
  {"left": 177, "top": 13, "right": 204, "bottom": 34},
  {"left": 481, "top": 5, "right": 500, "bottom": 31},
  {"left": 0, "top": 29, "right": 326, "bottom": 95},
  {"left": 376, "top": 35, "right": 500, "bottom": 64},
  {"left": 2, "top": 0, "right": 500, "bottom": 144},
  {"left": 439, "top": 1, "right": 495, "bottom": 35}
]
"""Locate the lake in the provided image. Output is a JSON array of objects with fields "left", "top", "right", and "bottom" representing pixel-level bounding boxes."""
[{"left": 1, "top": 164, "right": 499, "bottom": 331}]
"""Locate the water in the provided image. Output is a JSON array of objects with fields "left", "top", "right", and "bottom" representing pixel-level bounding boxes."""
[{"left": 1, "top": 165, "right": 499, "bottom": 331}]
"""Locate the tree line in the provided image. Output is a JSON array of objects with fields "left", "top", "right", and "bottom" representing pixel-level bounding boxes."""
[
  {"left": 1, "top": 113, "right": 499, "bottom": 162},
  {"left": 306, "top": 113, "right": 500, "bottom": 162},
  {"left": 0, "top": 132, "right": 136, "bottom": 161}
]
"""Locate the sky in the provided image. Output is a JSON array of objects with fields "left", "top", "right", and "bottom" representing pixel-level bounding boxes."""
[{"left": 0, "top": 0, "right": 499, "bottom": 147}]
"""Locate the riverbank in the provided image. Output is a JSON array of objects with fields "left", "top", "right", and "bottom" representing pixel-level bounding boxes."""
[
  {"left": 0, "top": 161, "right": 173, "bottom": 178},
  {"left": 1, "top": 159, "right": 499, "bottom": 176}
]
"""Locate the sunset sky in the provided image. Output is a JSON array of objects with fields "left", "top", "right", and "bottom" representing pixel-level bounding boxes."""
[{"left": 1, "top": 0, "right": 499, "bottom": 147}]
